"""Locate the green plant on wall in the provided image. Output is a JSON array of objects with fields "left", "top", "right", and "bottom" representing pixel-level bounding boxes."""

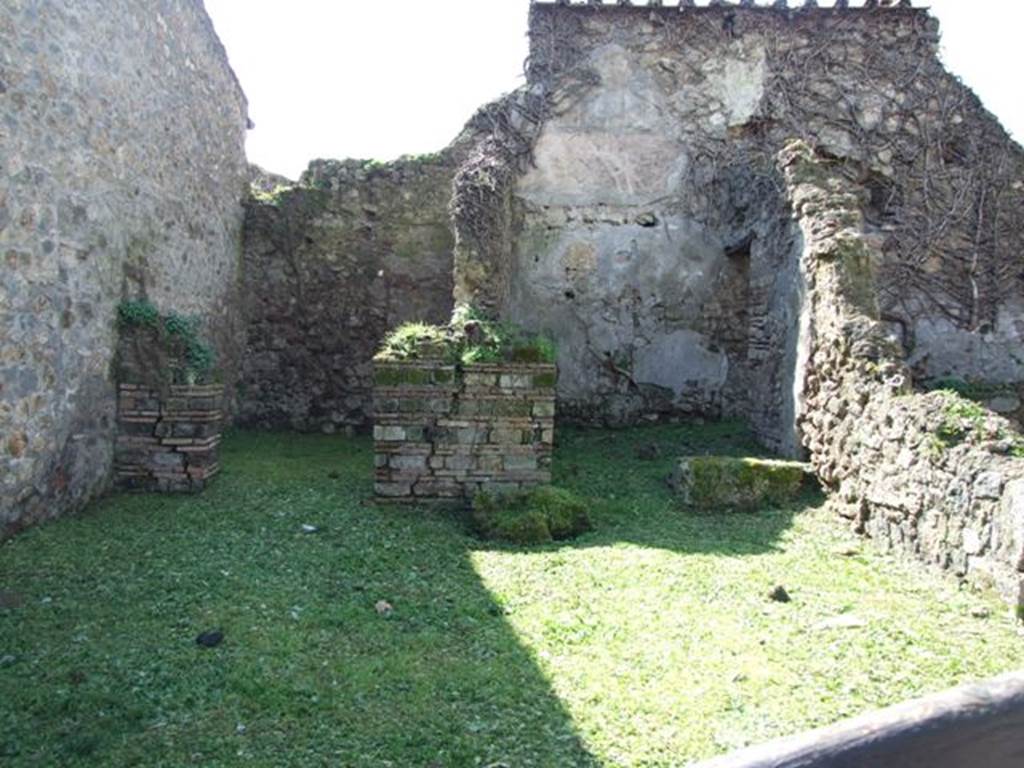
[
  {"left": 374, "top": 304, "right": 557, "bottom": 366},
  {"left": 250, "top": 184, "right": 296, "bottom": 206},
  {"left": 932, "top": 394, "right": 988, "bottom": 449},
  {"left": 116, "top": 299, "right": 216, "bottom": 386},
  {"left": 117, "top": 299, "right": 160, "bottom": 328}
]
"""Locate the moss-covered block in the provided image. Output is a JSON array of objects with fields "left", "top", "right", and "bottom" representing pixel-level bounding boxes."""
[
  {"left": 670, "top": 456, "right": 811, "bottom": 512},
  {"left": 471, "top": 486, "right": 592, "bottom": 544},
  {"left": 534, "top": 371, "right": 557, "bottom": 389}
]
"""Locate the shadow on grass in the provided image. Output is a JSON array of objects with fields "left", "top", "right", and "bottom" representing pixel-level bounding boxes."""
[
  {"left": 0, "top": 432, "right": 599, "bottom": 767},
  {"left": 0, "top": 422, "right": 811, "bottom": 767}
]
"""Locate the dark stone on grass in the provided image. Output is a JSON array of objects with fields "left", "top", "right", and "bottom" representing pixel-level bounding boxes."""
[
  {"left": 0, "top": 591, "right": 22, "bottom": 609},
  {"left": 196, "top": 629, "right": 224, "bottom": 648},
  {"left": 769, "top": 585, "right": 791, "bottom": 603}
]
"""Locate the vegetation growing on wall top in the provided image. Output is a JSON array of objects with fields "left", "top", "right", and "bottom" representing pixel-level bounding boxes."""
[
  {"left": 116, "top": 299, "right": 216, "bottom": 386},
  {"left": 249, "top": 183, "right": 296, "bottom": 206},
  {"left": 374, "top": 304, "right": 556, "bottom": 366}
]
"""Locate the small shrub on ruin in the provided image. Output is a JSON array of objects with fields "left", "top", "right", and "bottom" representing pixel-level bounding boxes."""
[
  {"left": 375, "top": 322, "right": 451, "bottom": 362},
  {"left": 116, "top": 300, "right": 217, "bottom": 386},
  {"left": 374, "top": 304, "right": 556, "bottom": 366}
]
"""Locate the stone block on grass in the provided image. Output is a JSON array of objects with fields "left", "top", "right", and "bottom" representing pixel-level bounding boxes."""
[
  {"left": 670, "top": 456, "right": 812, "bottom": 512},
  {"left": 471, "top": 486, "right": 592, "bottom": 545}
]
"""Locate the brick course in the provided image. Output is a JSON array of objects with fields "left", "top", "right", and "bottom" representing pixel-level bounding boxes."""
[
  {"left": 373, "top": 362, "right": 555, "bottom": 501},
  {"left": 115, "top": 384, "right": 224, "bottom": 493}
]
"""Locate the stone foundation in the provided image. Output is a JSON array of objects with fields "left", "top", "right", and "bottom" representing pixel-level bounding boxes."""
[
  {"left": 373, "top": 362, "right": 555, "bottom": 501},
  {"left": 115, "top": 384, "right": 224, "bottom": 493}
]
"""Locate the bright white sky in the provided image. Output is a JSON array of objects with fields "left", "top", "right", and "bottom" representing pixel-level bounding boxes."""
[{"left": 203, "top": 0, "right": 1024, "bottom": 180}]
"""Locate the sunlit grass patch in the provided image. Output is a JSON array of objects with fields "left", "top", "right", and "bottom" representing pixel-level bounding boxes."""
[{"left": 1, "top": 424, "right": 1021, "bottom": 767}]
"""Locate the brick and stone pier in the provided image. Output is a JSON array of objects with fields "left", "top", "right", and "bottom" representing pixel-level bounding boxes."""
[
  {"left": 373, "top": 361, "right": 556, "bottom": 501},
  {"left": 115, "top": 384, "right": 224, "bottom": 492}
]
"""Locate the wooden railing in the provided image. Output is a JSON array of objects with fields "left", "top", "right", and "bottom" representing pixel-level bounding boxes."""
[{"left": 692, "top": 671, "right": 1024, "bottom": 768}]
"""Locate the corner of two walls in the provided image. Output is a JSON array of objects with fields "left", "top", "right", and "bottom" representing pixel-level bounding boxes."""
[
  {"left": 236, "top": 158, "right": 457, "bottom": 432},
  {"left": 1, "top": 0, "right": 249, "bottom": 536}
]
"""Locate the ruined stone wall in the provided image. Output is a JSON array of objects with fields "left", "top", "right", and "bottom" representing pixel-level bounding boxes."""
[
  {"left": 783, "top": 142, "right": 1024, "bottom": 609},
  {"left": 237, "top": 157, "right": 456, "bottom": 431},
  {"left": 453, "top": 2, "right": 1024, "bottom": 447},
  {"left": 0, "top": 0, "right": 249, "bottom": 536}
]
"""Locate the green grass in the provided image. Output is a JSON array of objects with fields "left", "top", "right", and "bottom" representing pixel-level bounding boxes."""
[{"left": 1, "top": 422, "right": 1022, "bottom": 767}]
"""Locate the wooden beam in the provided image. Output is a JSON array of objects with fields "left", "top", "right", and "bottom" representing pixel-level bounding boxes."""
[{"left": 692, "top": 671, "right": 1024, "bottom": 768}]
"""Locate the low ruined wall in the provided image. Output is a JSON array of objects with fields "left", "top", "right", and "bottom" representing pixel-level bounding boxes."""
[
  {"left": 783, "top": 142, "right": 1024, "bottom": 608},
  {"left": 115, "top": 384, "right": 223, "bottom": 493},
  {"left": 834, "top": 392, "right": 1024, "bottom": 605},
  {"left": 1, "top": 0, "right": 249, "bottom": 536},
  {"left": 238, "top": 157, "right": 456, "bottom": 432},
  {"left": 373, "top": 362, "right": 555, "bottom": 500}
]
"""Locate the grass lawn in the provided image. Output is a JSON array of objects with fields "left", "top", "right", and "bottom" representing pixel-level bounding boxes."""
[{"left": 2, "top": 422, "right": 1022, "bottom": 767}]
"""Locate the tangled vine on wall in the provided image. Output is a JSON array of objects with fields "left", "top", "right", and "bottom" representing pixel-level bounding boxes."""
[
  {"left": 480, "top": 4, "right": 1024, "bottom": 346},
  {"left": 450, "top": 6, "right": 600, "bottom": 313}
]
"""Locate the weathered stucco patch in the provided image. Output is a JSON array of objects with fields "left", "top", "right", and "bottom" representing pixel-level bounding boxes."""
[{"left": 672, "top": 46, "right": 767, "bottom": 130}]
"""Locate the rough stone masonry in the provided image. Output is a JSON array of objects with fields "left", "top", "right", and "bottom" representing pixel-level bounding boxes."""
[
  {"left": 0, "top": 0, "right": 249, "bottom": 536},
  {"left": 238, "top": 2, "right": 1023, "bottom": 452},
  {"left": 453, "top": 1, "right": 1024, "bottom": 451},
  {"left": 781, "top": 140, "right": 1024, "bottom": 608}
]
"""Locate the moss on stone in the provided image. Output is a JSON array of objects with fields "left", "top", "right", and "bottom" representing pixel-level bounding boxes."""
[
  {"left": 672, "top": 456, "right": 810, "bottom": 512},
  {"left": 471, "top": 486, "right": 592, "bottom": 544},
  {"left": 533, "top": 371, "right": 557, "bottom": 389},
  {"left": 373, "top": 366, "right": 434, "bottom": 387},
  {"left": 374, "top": 304, "right": 556, "bottom": 366}
]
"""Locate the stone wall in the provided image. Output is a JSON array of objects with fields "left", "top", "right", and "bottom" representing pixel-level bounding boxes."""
[
  {"left": 782, "top": 141, "right": 1024, "bottom": 609},
  {"left": 373, "top": 361, "right": 555, "bottom": 500},
  {"left": 237, "top": 156, "right": 456, "bottom": 432},
  {"left": 1, "top": 0, "right": 249, "bottom": 536},
  {"left": 115, "top": 384, "right": 223, "bottom": 492},
  {"left": 452, "top": 2, "right": 1024, "bottom": 447}
]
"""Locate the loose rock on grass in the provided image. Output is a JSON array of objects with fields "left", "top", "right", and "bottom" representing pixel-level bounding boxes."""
[
  {"left": 195, "top": 630, "right": 224, "bottom": 648},
  {"left": 768, "top": 585, "right": 791, "bottom": 603}
]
